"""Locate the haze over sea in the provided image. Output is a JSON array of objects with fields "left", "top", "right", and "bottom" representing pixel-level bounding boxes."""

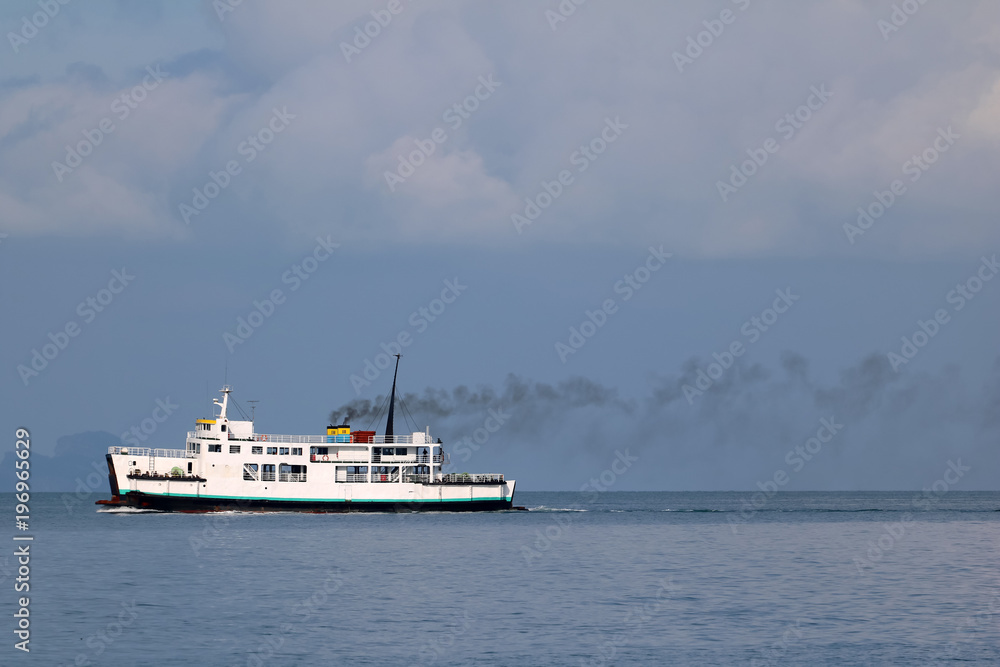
[{"left": 4, "top": 491, "right": 998, "bottom": 666}]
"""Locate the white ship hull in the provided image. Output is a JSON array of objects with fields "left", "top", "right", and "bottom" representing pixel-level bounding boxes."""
[{"left": 103, "top": 450, "right": 515, "bottom": 512}]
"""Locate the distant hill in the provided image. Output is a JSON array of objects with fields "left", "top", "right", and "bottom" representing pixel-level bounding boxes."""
[{"left": 2, "top": 431, "right": 119, "bottom": 507}]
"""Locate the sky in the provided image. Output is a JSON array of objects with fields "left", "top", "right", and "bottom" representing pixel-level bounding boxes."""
[{"left": 1, "top": 0, "right": 999, "bottom": 491}]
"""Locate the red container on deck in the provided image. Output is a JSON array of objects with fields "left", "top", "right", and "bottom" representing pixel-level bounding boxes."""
[{"left": 352, "top": 431, "right": 375, "bottom": 444}]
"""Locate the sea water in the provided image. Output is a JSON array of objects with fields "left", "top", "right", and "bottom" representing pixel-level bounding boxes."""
[{"left": 3, "top": 491, "right": 999, "bottom": 666}]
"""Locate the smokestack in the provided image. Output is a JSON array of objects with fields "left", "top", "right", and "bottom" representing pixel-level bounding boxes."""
[{"left": 385, "top": 354, "right": 400, "bottom": 438}]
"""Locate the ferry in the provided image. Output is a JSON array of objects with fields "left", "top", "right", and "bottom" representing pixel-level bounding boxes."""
[{"left": 97, "top": 358, "right": 516, "bottom": 512}]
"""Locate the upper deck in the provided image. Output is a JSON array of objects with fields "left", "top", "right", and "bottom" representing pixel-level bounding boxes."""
[{"left": 185, "top": 432, "right": 428, "bottom": 444}]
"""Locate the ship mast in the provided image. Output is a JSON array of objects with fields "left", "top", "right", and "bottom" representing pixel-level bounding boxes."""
[
  {"left": 384, "top": 354, "right": 401, "bottom": 438},
  {"left": 214, "top": 386, "right": 232, "bottom": 420}
]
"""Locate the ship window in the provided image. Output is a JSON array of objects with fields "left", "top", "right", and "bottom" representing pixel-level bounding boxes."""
[
  {"left": 267, "top": 447, "right": 277, "bottom": 455},
  {"left": 317, "top": 447, "right": 329, "bottom": 455},
  {"left": 230, "top": 445, "right": 241, "bottom": 454},
  {"left": 279, "top": 464, "right": 307, "bottom": 482},
  {"left": 243, "top": 463, "right": 259, "bottom": 481},
  {"left": 187, "top": 462, "right": 192, "bottom": 473},
  {"left": 252, "top": 446, "right": 263, "bottom": 455},
  {"left": 208, "top": 444, "right": 222, "bottom": 453},
  {"left": 279, "top": 447, "right": 290, "bottom": 456},
  {"left": 291, "top": 447, "right": 302, "bottom": 456},
  {"left": 396, "top": 448, "right": 407, "bottom": 455},
  {"left": 261, "top": 464, "right": 276, "bottom": 481}
]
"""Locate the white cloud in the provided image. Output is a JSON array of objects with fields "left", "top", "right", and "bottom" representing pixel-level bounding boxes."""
[
  {"left": 1, "top": 1, "right": 998, "bottom": 258},
  {"left": 0, "top": 70, "right": 244, "bottom": 237},
  {"left": 365, "top": 136, "right": 518, "bottom": 241}
]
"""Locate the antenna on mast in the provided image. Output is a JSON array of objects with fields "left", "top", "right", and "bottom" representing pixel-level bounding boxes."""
[{"left": 248, "top": 400, "right": 259, "bottom": 422}]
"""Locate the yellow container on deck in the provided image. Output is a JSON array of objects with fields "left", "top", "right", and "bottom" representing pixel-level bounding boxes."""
[{"left": 328, "top": 425, "right": 351, "bottom": 443}]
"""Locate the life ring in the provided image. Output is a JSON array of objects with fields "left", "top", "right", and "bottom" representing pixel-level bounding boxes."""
[
  {"left": 322, "top": 455, "right": 329, "bottom": 461},
  {"left": 262, "top": 435, "right": 268, "bottom": 442}
]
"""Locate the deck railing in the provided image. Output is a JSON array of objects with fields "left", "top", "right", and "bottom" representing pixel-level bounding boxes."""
[
  {"left": 108, "top": 446, "right": 194, "bottom": 459},
  {"left": 279, "top": 472, "right": 307, "bottom": 482},
  {"left": 252, "top": 434, "right": 327, "bottom": 444},
  {"left": 373, "top": 454, "right": 418, "bottom": 463},
  {"left": 310, "top": 454, "right": 368, "bottom": 463},
  {"left": 351, "top": 434, "right": 426, "bottom": 444},
  {"left": 415, "top": 454, "right": 448, "bottom": 464},
  {"left": 439, "top": 473, "right": 505, "bottom": 484},
  {"left": 186, "top": 432, "right": 432, "bottom": 444}
]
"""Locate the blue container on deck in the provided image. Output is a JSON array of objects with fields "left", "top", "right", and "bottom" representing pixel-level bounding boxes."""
[{"left": 328, "top": 425, "right": 350, "bottom": 443}]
